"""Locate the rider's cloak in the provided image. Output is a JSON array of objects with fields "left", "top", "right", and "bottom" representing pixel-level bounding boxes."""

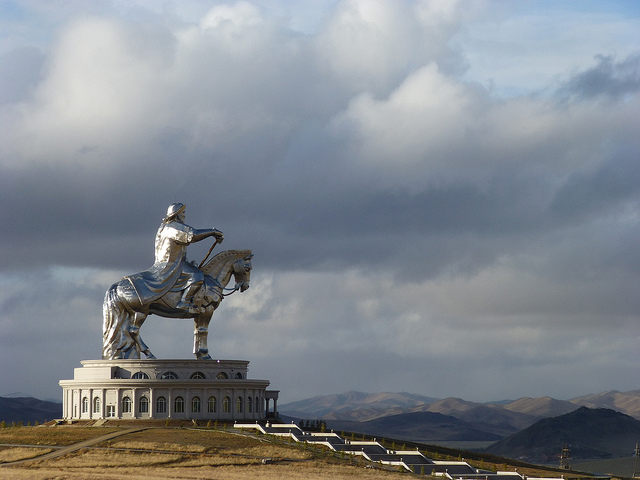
[{"left": 122, "top": 221, "right": 203, "bottom": 307}]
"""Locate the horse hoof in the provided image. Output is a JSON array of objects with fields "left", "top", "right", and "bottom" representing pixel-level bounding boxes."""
[{"left": 195, "top": 350, "right": 211, "bottom": 360}]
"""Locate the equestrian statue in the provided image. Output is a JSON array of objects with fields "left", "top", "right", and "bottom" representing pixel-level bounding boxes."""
[{"left": 102, "top": 203, "right": 252, "bottom": 360}]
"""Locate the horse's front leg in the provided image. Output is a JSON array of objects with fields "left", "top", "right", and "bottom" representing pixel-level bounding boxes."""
[
  {"left": 131, "top": 312, "right": 156, "bottom": 359},
  {"left": 193, "top": 311, "right": 213, "bottom": 360}
]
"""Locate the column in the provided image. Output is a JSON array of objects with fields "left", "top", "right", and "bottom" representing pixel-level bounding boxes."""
[
  {"left": 116, "top": 389, "right": 122, "bottom": 418},
  {"left": 133, "top": 388, "right": 138, "bottom": 419}
]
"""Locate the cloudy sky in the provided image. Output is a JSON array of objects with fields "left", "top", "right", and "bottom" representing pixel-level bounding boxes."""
[{"left": 1, "top": 0, "right": 639, "bottom": 405}]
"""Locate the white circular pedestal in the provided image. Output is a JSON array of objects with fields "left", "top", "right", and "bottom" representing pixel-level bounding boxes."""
[{"left": 59, "top": 359, "right": 278, "bottom": 421}]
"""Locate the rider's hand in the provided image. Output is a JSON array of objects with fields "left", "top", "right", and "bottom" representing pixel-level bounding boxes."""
[{"left": 213, "top": 229, "right": 224, "bottom": 243}]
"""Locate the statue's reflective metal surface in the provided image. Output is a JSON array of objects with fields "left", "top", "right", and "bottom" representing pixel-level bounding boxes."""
[{"left": 102, "top": 203, "right": 252, "bottom": 360}]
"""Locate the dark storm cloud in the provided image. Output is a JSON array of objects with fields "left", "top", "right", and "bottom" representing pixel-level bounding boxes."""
[
  {"left": 550, "top": 146, "right": 640, "bottom": 223},
  {"left": 559, "top": 53, "right": 640, "bottom": 100}
]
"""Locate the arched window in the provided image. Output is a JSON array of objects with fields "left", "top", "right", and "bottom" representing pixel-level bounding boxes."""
[
  {"left": 191, "top": 396, "right": 201, "bottom": 413},
  {"left": 81, "top": 397, "right": 88, "bottom": 414},
  {"left": 236, "top": 396, "right": 243, "bottom": 413},
  {"left": 156, "top": 396, "right": 167, "bottom": 414},
  {"left": 139, "top": 396, "right": 149, "bottom": 413},
  {"left": 222, "top": 396, "right": 230, "bottom": 414},
  {"left": 122, "top": 396, "right": 132, "bottom": 413},
  {"left": 247, "top": 396, "right": 252, "bottom": 413},
  {"left": 190, "top": 371, "right": 205, "bottom": 379},
  {"left": 174, "top": 396, "right": 184, "bottom": 413},
  {"left": 207, "top": 396, "right": 217, "bottom": 413},
  {"left": 235, "top": 372, "right": 243, "bottom": 379},
  {"left": 161, "top": 371, "right": 178, "bottom": 379},
  {"left": 93, "top": 397, "right": 101, "bottom": 414},
  {"left": 132, "top": 371, "right": 149, "bottom": 379},
  {"left": 216, "top": 372, "right": 228, "bottom": 379}
]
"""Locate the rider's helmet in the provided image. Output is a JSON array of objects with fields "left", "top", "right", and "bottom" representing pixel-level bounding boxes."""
[{"left": 165, "top": 203, "right": 186, "bottom": 221}]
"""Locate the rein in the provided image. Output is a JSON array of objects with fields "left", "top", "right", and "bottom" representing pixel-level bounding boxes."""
[
  {"left": 222, "top": 284, "right": 240, "bottom": 296},
  {"left": 221, "top": 258, "right": 247, "bottom": 296}
]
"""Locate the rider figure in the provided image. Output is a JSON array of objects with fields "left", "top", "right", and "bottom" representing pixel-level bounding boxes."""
[{"left": 154, "top": 203, "right": 223, "bottom": 313}]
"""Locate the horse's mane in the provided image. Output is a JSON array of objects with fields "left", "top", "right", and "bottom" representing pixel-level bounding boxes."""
[{"left": 201, "top": 249, "right": 252, "bottom": 278}]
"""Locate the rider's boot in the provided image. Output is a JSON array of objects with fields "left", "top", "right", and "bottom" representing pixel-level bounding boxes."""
[{"left": 176, "top": 283, "right": 204, "bottom": 314}]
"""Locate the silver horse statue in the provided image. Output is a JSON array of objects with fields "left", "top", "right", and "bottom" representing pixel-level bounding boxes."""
[
  {"left": 102, "top": 203, "right": 252, "bottom": 360},
  {"left": 103, "top": 249, "right": 252, "bottom": 360}
]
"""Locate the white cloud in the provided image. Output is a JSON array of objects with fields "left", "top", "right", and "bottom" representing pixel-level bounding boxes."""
[
  {"left": 331, "top": 63, "right": 474, "bottom": 177},
  {"left": 7, "top": 17, "right": 176, "bottom": 168},
  {"left": 201, "top": 2, "right": 263, "bottom": 30},
  {"left": 330, "top": 62, "right": 639, "bottom": 194}
]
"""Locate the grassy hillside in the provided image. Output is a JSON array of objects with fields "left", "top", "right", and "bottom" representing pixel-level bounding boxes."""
[
  {"left": 0, "top": 422, "right": 598, "bottom": 480},
  {"left": 1, "top": 424, "right": 398, "bottom": 479}
]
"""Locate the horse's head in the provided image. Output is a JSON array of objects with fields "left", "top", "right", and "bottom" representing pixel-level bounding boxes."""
[
  {"left": 232, "top": 254, "right": 252, "bottom": 292},
  {"left": 201, "top": 249, "right": 252, "bottom": 296}
]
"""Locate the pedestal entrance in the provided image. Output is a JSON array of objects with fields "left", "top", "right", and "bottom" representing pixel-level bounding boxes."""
[{"left": 59, "top": 359, "right": 278, "bottom": 421}]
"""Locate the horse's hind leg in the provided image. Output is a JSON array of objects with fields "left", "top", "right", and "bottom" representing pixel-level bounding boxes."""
[
  {"left": 131, "top": 312, "right": 156, "bottom": 359},
  {"left": 193, "top": 313, "right": 212, "bottom": 360}
]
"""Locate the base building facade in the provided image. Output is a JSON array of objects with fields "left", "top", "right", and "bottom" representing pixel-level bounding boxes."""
[{"left": 59, "top": 359, "right": 279, "bottom": 421}]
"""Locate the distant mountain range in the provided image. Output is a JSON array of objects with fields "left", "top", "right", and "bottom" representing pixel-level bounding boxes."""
[
  {"left": 280, "top": 390, "right": 640, "bottom": 444},
  {"left": 0, "top": 396, "right": 62, "bottom": 424},
  {"left": 281, "top": 391, "right": 440, "bottom": 421},
  {"left": 318, "top": 411, "right": 503, "bottom": 443}
]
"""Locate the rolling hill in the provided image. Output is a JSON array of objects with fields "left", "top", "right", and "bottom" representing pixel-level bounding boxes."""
[
  {"left": 425, "top": 401, "right": 536, "bottom": 437},
  {"left": 281, "top": 391, "right": 438, "bottom": 421},
  {"left": 485, "top": 407, "right": 640, "bottom": 461},
  {"left": 0, "top": 396, "right": 62, "bottom": 424},
  {"left": 570, "top": 390, "right": 640, "bottom": 419},
  {"left": 501, "top": 396, "right": 579, "bottom": 418},
  {"left": 326, "top": 411, "right": 502, "bottom": 443}
]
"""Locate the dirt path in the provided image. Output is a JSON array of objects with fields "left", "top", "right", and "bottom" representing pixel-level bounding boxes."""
[{"left": 0, "top": 427, "right": 150, "bottom": 467}]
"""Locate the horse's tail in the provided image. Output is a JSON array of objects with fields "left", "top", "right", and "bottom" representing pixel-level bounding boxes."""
[{"left": 102, "top": 283, "right": 134, "bottom": 359}]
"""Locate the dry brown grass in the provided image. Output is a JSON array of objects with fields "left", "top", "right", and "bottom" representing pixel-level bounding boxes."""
[
  {"left": 100, "top": 428, "right": 312, "bottom": 459},
  {"left": 0, "top": 447, "right": 54, "bottom": 463},
  {"left": 0, "top": 426, "right": 597, "bottom": 480},
  {"left": 0, "top": 426, "right": 120, "bottom": 446},
  {"left": 2, "top": 460, "right": 407, "bottom": 480},
  {"left": 108, "top": 440, "right": 209, "bottom": 453},
  {"left": 0, "top": 427, "right": 402, "bottom": 479},
  {"left": 45, "top": 449, "right": 185, "bottom": 468}
]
